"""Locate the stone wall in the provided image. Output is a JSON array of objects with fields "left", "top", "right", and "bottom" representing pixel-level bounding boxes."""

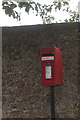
[
  {"left": 2, "top": 23, "right": 79, "bottom": 119},
  {"left": 0, "top": 28, "right": 2, "bottom": 119}
]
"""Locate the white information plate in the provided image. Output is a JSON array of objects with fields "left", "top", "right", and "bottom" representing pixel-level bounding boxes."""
[
  {"left": 42, "top": 56, "right": 54, "bottom": 61},
  {"left": 45, "top": 66, "right": 52, "bottom": 79}
]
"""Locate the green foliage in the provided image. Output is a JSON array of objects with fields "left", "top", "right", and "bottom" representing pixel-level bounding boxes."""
[
  {"left": 64, "top": 10, "right": 79, "bottom": 23},
  {"left": 69, "top": 11, "right": 79, "bottom": 22},
  {"left": 2, "top": 0, "right": 79, "bottom": 24},
  {"left": 2, "top": 2, "right": 20, "bottom": 20},
  {"left": 64, "top": 19, "right": 68, "bottom": 23},
  {"left": 55, "top": 2, "right": 62, "bottom": 10}
]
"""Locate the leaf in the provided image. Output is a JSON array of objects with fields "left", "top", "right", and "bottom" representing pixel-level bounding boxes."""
[
  {"left": 36, "top": 14, "right": 38, "bottom": 16},
  {"left": 18, "top": 2, "right": 23, "bottom": 8},
  {"left": 2, "top": 2, "right": 8, "bottom": 6},
  {"left": 58, "top": 2, "right": 61, "bottom": 10},
  {"left": 66, "top": 7, "right": 69, "bottom": 12},
  {"left": 18, "top": 2, "right": 28, "bottom": 8},
  {"left": 64, "top": 19, "right": 68, "bottom": 23},
  {"left": 25, "top": 6, "right": 30, "bottom": 13},
  {"left": 8, "top": 10, "right": 12, "bottom": 17},
  {"left": 25, "top": 3, "right": 34, "bottom": 13},
  {"left": 63, "top": 1, "right": 69, "bottom": 6},
  {"left": 4, "top": 6, "right": 12, "bottom": 15},
  {"left": 43, "top": 21, "right": 45, "bottom": 24},
  {"left": 35, "top": 5, "right": 38, "bottom": 13},
  {"left": 12, "top": 12, "right": 15, "bottom": 19},
  {"left": 37, "top": 3, "right": 41, "bottom": 7},
  {"left": 69, "top": 18, "right": 73, "bottom": 22},
  {"left": 10, "top": 4, "right": 17, "bottom": 9}
]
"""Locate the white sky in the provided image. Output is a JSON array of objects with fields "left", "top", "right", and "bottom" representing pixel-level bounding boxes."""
[{"left": 0, "top": 0, "right": 80, "bottom": 26}]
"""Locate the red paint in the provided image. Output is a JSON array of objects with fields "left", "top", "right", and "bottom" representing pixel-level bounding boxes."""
[{"left": 40, "top": 47, "right": 63, "bottom": 86}]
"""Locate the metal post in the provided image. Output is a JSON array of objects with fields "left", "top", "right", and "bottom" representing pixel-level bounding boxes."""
[{"left": 51, "top": 86, "right": 55, "bottom": 120}]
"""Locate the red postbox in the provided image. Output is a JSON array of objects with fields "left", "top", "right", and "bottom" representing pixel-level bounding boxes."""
[{"left": 40, "top": 47, "right": 63, "bottom": 86}]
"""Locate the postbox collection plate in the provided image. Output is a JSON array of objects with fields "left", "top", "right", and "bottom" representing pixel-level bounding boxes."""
[{"left": 45, "top": 66, "right": 52, "bottom": 79}]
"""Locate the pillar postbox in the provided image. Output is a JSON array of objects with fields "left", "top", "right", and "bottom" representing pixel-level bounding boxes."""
[{"left": 40, "top": 47, "right": 63, "bottom": 86}]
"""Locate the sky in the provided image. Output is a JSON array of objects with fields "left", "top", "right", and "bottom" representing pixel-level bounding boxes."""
[{"left": 0, "top": 0, "right": 80, "bottom": 27}]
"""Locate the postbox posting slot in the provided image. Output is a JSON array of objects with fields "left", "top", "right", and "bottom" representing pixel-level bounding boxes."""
[
  {"left": 41, "top": 54, "right": 54, "bottom": 56},
  {"left": 41, "top": 54, "right": 54, "bottom": 61}
]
